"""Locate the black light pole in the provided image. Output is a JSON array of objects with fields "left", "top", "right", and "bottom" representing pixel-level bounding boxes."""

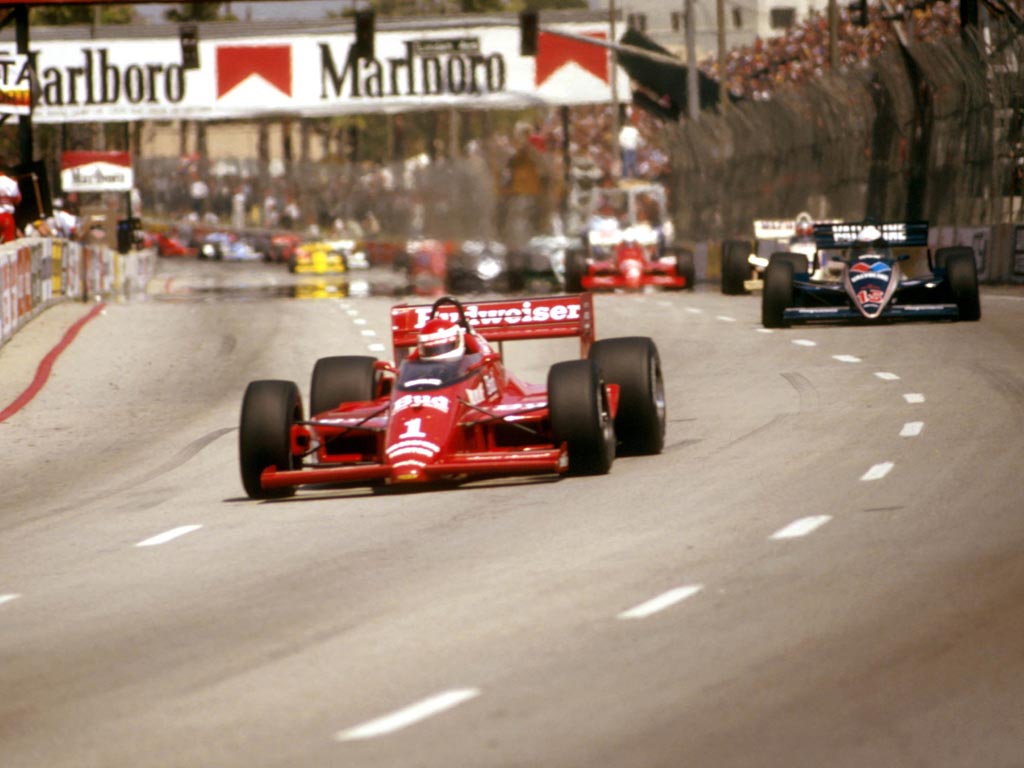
[{"left": 15, "top": 4, "right": 32, "bottom": 167}]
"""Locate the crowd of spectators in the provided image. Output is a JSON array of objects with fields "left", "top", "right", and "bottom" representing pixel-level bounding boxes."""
[
  {"left": 135, "top": 102, "right": 675, "bottom": 246},
  {"left": 110, "top": 4, "right": 974, "bottom": 246},
  {"left": 704, "top": 0, "right": 964, "bottom": 100}
]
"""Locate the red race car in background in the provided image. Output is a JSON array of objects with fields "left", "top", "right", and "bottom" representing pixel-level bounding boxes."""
[
  {"left": 239, "top": 294, "right": 666, "bottom": 498},
  {"left": 563, "top": 182, "right": 695, "bottom": 292}
]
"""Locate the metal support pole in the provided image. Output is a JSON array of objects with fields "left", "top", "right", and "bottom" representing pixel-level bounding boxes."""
[
  {"left": 828, "top": 0, "right": 839, "bottom": 70},
  {"left": 686, "top": 0, "right": 699, "bottom": 120},
  {"left": 609, "top": 0, "right": 620, "bottom": 174},
  {"left": 717, "top": 0, "right": 728, "bottom": 110},
  {"left": 15, "top": 5, "right": 32, "bottom": 166}
]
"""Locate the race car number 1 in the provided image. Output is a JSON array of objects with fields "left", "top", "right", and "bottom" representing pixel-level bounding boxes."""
[{"left": 399, "top": 418, "right": 427, "bottom": 439}]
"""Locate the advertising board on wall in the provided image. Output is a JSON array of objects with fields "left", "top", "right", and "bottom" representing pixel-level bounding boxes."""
[
  {"left": 0, "top": 51, "right": 31, "bottom": 116},
  {"left": 27, "top": 23, "right": 628, "bottom": 123},
  {"left": 60, "top": 151, "right": 134, "bottom": 192}
]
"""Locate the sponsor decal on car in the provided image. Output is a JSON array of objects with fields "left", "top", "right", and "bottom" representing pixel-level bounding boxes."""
[
  {"left": 386, "top": 439, "right": 441, "bottom": 459},
  {"left": 393, "top": 394, "right": 450, "bottom": 413},
  {"left": 411, "top": 299, "right": 582, "bottom": 330}
]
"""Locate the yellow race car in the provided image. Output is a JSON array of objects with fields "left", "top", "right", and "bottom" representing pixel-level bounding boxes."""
[{"left": 288, "top": 239, "right": 366, "bottom": 274}]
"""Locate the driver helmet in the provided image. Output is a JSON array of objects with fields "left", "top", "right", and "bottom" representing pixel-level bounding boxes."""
[{"left": 417, "top": 318, "right": 465, "bottom": 361}]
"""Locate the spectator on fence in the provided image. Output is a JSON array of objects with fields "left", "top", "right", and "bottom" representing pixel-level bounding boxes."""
[{"left": 0, "top": 171, "right": 21, "bottom": 243}]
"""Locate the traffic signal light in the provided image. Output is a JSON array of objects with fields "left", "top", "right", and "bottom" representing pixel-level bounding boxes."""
[
  {"left": 848, "top": 0, "right": 868, "bottom": 26},
  {"left": 354, "top": 10, "right": 375, "bottom": 60},
  {"left": 520, "top": 10, "right": 539, "bottom": 57},
  {"left": 180, "top": 24, "right": 199, "bottom": 70}
]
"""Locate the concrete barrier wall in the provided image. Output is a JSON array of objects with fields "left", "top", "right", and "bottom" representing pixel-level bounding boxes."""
[{"left": 0, "top": 237, "right": 155, "bottom": 350}]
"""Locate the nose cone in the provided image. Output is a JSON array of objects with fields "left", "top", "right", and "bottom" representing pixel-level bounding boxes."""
[{"left": 384, "top": 394, "right": 458, "bottom": 483}]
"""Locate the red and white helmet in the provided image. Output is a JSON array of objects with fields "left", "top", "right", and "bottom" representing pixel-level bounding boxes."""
[{"left": 417, "top": 317, "right": 465, "bottom": 361}]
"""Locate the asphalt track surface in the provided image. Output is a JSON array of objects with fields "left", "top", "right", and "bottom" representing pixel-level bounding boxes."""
[{"left": 1, "top": 258, "right": 1023, "bottom": 768}]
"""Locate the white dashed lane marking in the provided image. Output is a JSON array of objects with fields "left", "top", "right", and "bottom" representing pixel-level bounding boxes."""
[
  {"left": 136, "top": 525, "right": 203, "bottom": 548},
  {"left": 368, "top": 343, "right": 386, "bottom": 352},
  {"left": 686, "top": 307, "right": 703, "bottom": 314},
  {"left": 771, "top": 516, "right": 832, "bottom": 539},
  {"left": 756, "top": 328, "right": 774, "bottom": 334},
  {"left": 617, "top": 585, "right": 703, "bottom": 620},
  {"left": 861, "top": 462, "right": 894, "bottom": 481},
  {"left": 360, "top": 329, "right": 377, "bottom": 337},
  {"left": 335, "top": 689, "right": 480, "bottom": 742},
  {"left": 833, "top": 354, "right": 861, "bottom": 363},
  {"left": 903, "top": 393, "right": 926, "bottom": 404},
  {"left": 0, "top": 594, "right": 21, "bottom": 606},
  {"left": 353, "top": 318, "right": 368, "bottom": 326},
  {"left": 716, "top": 315, "right": 737, "bottom": 323},
  {"left": 792, "top": 339, "right": 817, "bottom": 347},
  {"left": 875, "top": 372, "right": 901, "bottom": 381},
  {"left": 900, "top": 421, "right": 924, "bottom": 437}
]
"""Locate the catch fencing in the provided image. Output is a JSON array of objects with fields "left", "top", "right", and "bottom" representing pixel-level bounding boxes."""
[{"left": 667, "top": 16, "right": 1024, "bottom": 241}]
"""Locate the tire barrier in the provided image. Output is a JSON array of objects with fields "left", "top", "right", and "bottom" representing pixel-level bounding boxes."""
[{"left": 0, "top": 237, "right": 155, "bottom": 349}]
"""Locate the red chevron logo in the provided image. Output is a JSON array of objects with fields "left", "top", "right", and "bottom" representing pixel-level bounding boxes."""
[
  {"left": 535, "top": 30, "right": 609, "bottom": 87},
  {"left": 217, "top": 45, "right": 292, "bottom": 98}
]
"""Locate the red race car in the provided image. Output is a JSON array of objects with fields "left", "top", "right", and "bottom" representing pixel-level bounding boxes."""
[
  {"left": 239, "top": 294, "right": 666, "bottom": 498},
  {"left": 563, "top": 183, "right": 695, "bottom": 292}
]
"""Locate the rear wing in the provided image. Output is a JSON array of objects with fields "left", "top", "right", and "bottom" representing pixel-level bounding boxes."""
[
  {"left": 754, "top": 219, "right": 797, "bottom": 240},
  {"left": 814, "top": 221, "right": 929, "bottom": 250},
  {"left": 391, "top": 294, "right": 595, "bottom": 358}
]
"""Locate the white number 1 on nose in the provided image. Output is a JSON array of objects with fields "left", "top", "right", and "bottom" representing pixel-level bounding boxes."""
[{"left": 399, "top": 418, "right": 426, "bottom": 439}]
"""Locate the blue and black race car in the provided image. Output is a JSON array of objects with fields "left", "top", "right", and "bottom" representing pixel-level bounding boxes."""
[{"left": 761, "top": 221, "right": 981, "bottom": 327}]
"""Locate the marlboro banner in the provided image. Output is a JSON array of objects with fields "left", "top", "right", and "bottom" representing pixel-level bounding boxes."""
[
  {"left": 60, "top": 151, "right": 134, "bottom": 192},
  {"left": 27, "top": 21, "right": 631, "bottom": 123},
  {"left": 0, "top": 52, "right": 31, "bottom": 116}
]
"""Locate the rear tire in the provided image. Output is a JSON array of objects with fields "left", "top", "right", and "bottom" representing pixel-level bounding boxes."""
[
  {"left": 239, "top": 380, "right": 302, "bottom": 499},
  {"left": 589, "top": 337, "right": 665, "bottom": 455},
  {"left": 722, "top": 239, "right": 752, "bottom": 295},
  {"left": 310, "top": 356, "right": 379, "bottom": 416},
  {"left": 762, "top": 260, "right": 794, "bottom": 328},
  {"left": 672, "top": 249, "right": 696, "bottom": 290},
  {"left": 943, "top": 250, "right": 981, "bottom": 321},
  {"left": 548, "top": 359, "right": 615, "bottom": 475},
  {"left": 564, "top": 248, "right": 587, "bottom": 292}
]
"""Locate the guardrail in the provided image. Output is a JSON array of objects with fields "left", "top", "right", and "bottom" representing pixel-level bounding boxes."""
[{"left": 0, "top": 237, "right": 156, "bottom": 350}]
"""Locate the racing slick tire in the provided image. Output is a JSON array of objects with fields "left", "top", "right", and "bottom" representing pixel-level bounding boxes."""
[
  {"left": 310, "top": 356, "right": 379, "bottom": 416},
  {"left": 564, "top": 248, "right": 588, "bottom": 292},
  {"left": 239, "top": 380, "right": 302, "bottom": 499},
  {"left": 770, "top": 251, "right": 809, "bottom": 276},
  {"left": 939, "top": 247, "right": 981, "bottom": 322},
  {"left": 762, "top": 260, "right": 794, "bottom": 328},
  {"left": 588, "top": 337, "right": 665, "bottom": 455},
  {"left": 548, "top": 359, "right": 615, "bottom": 475},
  {"left": 722, "top": 239, "right": 752, "bottom": 295},
  {"left": 671, "top": 248, "right": 696, "bottom": 290}
]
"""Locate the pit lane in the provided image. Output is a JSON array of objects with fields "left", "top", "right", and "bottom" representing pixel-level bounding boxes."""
[{"left": 1, "top": 256, "right": 1023, "bottom": 768}]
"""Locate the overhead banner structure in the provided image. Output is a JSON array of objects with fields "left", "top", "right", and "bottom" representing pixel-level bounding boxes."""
[
  {"left": 27, "top": 21, "right": 631, "bottom": 123},
  {"left": 60, "top": 151, "right": 134, "bottom": 192}
]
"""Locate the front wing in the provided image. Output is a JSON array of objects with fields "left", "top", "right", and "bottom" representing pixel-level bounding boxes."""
[{"left": 782, "top": 280, "right": 959, "bottom": 322}]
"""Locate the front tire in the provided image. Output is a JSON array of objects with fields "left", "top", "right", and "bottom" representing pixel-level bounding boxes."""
[
  {"left": 762, "top": 260, "right": 794, "bottom": 328},
  {"left": 589, "top": 337, "right": 665, "bottom": 455},
  {"left": 239, "top": 380, "right": 302, "bottom": 499},
  {"left": 310, "top": 356, "right": 379, "bottom": 416},
  {"left": 548, "top": 359, "right": 615, "bottom": 475}
]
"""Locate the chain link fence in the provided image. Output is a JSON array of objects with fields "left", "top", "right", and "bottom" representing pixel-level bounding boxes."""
[{"left": 668, "top": 16, "right": 1024, "bottom": 240}]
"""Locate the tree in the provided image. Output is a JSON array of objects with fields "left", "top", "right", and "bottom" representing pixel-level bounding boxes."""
[
  {"left": 164, "top": 3, "right": 237, "bottom": 23},
  {"left": 30, "top": 5, "right": 135, "bottom": 25}
]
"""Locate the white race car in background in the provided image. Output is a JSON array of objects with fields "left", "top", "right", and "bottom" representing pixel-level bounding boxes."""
[{"left": 721, "top": 213, "right": 841, "bottom": 294}]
